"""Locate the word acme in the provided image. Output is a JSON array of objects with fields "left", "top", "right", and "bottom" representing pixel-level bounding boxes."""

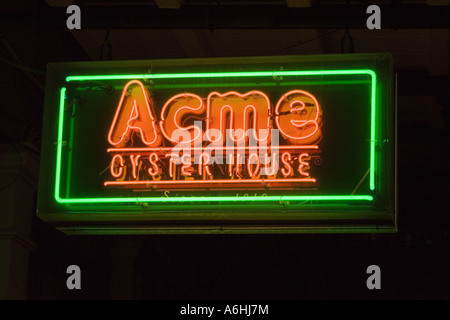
[{"left": 105, "top": 80, "right": 322, "bottom": 190}]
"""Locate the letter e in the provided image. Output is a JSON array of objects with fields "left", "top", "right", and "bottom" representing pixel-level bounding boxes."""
[
  {"left": 66, "top": 5, "right": 81, "bottom": 30},
  {"left": 366, "top": 265, "right": 381, "bottom": 290},
  {"left": 366, "top": 5, "right": 381, "bottom": 30},
  {"left": 66, "top": 265, "right": 81, "bottom": 290}
]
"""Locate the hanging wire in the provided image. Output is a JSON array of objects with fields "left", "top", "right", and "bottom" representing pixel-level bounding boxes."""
[
  {"left": 0, "top": 35, "right": 45, "bottom": 90},
  {"left": 100, "top": 28, "right": 113, "bottom": 60},
  {"left": 271, "top": 29, "right": 342, "bottom": 55},
  {"left": 340, "top": 28, "right": 355, "bottom": 53},
  {"left": 0, "top": 55, "right": 45, "bottom": 75},
  {"left": 271, "top": 29, "right": 341, "bottom": 54},
  {"left": 340, "top": 0, "right": 355, "bottom": 53}
]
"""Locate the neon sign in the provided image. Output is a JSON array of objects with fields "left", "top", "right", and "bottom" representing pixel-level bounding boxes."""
[
  {"left": 105, "top": 82, "right": 322, "bottom": 190},
  {"left": 38, "top": 54, "right": 396, "bottom": 234},
  {"left": 54, "top": 68, "right": 379, "bottom": 204}
]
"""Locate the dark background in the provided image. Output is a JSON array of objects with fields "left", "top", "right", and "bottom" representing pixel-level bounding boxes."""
[{"left": 0, "top": 0, "right": 448, "bottom": 300}]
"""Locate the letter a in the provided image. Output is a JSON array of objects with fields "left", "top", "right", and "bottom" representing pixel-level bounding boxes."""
[
  {"left": 366, "top": 265, "right": 381, "bottom": 289},
  {"left": 366, "top": 5, "right": 381, "bottom": 30},
  {"left": 108, "top": 80, "right": 162, "bottom": 147},
  {"left": 66, "top": 5, "right": 81, "bottom": 30},
  {"left": 66, "top": 265, "right": 81, "bottom": 290}
]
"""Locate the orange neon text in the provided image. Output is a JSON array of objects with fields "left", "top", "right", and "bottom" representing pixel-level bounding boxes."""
[
  {"left": 105, "top": 80, "right": 322, "bottom": 190},
  {"left": 105, "top": 151, "right": 318, "bottom": 187},
  {"left": 108, "top": 80, "right": 322, "bottom": 147}
]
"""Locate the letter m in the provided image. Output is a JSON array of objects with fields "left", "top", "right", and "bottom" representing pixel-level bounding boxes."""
[
  {"left": 108, "top": 80, "right": 162, "bottom": 147},
  {"left": 205, "top": 91, "right": 271, "bottom": 144}
]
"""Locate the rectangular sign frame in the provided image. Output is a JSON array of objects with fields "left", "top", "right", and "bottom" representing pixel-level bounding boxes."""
[{"left": 37, "top": 54, "right": 396, "bottom": 234}]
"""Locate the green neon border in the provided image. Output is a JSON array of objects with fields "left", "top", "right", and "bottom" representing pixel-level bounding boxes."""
[{"left": 56, "top": 69, "right": 377, "bottom": 204}]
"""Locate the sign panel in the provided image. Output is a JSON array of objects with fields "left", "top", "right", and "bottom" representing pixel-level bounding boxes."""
[{"left": 38, "top": 54, "right": 396, "bottom": 234}]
